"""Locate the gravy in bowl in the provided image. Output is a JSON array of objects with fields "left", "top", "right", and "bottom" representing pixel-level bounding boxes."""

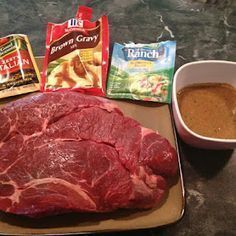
[{"left": 177, "top": 83, "right": 236, "bottom": 139}]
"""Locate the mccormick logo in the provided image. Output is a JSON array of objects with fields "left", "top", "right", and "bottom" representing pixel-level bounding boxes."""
[
  {"left": 123, "top": 46, "right": 165, "bottom": 61},
  {"left": 68, "top": 18, "right": 83, "bottom": 28}
]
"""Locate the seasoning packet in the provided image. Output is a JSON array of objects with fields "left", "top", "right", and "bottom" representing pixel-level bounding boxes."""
[
  {"left": 0, "top": 34, "right": 40, "bottom": 99},
  {"left": 42, "top": 6, "right": 109, "bottom": 96},
  {"left": 107, "top": 41, "right": 176, "bottom": 103}
]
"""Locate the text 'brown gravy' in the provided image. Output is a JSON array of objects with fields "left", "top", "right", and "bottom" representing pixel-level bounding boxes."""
[{"left": 177, "top": 83, "right": 236, "bottom": 139}]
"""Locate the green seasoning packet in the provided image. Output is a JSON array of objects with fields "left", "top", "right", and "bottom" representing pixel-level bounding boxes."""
[{"left": 107, "top": 41, "right": 176, "bottom": 103}]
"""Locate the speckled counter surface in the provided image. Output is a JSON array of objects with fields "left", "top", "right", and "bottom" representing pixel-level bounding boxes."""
[{"left": 0, "top": 0, "right": 235, "bottom": 235}]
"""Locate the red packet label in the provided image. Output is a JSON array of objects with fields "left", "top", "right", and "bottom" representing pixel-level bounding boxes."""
[
  {"left": 0, "top": 34, "right": 40, "bottom": 98},
  {"left": 42, "top": 6, "right": 109, "bottom": 96}
]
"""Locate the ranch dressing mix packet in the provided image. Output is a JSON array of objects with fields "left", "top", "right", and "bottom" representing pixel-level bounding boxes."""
[
  {"left": 42, "top": 6, "right": 109, "bottom": 96},
  {"left": 107, "top": 41, "right": 176, "bottom": 103}
]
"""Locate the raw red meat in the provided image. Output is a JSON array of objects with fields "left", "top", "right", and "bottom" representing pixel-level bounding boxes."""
[{"left": 0, "top": 92, "right": 178, "bottom": 217}]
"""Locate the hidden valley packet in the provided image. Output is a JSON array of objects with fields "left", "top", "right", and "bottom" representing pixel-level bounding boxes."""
[{"left": 107, "top": 41, "right": 176, "bottom": 103}]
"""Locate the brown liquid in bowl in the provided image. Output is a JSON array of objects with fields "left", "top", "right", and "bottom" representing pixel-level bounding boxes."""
[{"left": 177, "top": 83, "right": 236, "bottom": 139}]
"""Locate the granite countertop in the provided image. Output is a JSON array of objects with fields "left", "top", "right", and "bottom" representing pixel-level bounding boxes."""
[{"left": 0, "top": 0, "right": 235, "bottom": 235}]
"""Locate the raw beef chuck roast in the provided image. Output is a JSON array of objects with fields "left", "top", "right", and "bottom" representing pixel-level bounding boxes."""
[{"left": 0, "top": 92, "right": 178, "bottom": 217}]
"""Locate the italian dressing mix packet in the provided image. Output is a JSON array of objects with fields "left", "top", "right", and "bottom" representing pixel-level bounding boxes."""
[
  {"left": 0, "top": 34, "right": 40, "bottom": 99},
  {"left": 107, "top": 41, "right": 176, "bottom": 103},
  {"left": 42, "top": 6, "right": 109, "bottom": 96}
]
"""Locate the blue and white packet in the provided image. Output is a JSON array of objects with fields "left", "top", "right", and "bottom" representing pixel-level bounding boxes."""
[{"left": 107, "top": 41, "right": 176, "bottom": 103}]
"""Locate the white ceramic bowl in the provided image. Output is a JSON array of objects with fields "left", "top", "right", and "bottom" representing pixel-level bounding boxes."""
[{"left": 172, "top": 60, "right": 236, "bottom": 149}]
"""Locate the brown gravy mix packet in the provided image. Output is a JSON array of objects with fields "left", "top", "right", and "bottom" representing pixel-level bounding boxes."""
[
  {"left": 0, "top": 34, "right": 40, "bottom": 99},
  {"left": 42, "top": 6, "right": 109, "bottom": 96}
]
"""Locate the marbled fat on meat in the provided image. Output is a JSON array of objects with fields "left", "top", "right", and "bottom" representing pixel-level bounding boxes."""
[{"left": 0, "top": 92, "right": 178, "bottom": 217}]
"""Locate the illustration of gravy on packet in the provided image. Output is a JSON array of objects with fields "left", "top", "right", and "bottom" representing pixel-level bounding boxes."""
[
  {"left": 42, "top": 5, "right": 109, "bottom": 96},
  {"left": 107, "top": 41, "right": 176, "bottom": 103}
]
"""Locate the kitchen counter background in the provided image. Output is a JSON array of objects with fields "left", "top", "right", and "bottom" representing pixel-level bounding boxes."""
[{"left": 0, "top": 0, "right": 235, "bottom": 235}]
